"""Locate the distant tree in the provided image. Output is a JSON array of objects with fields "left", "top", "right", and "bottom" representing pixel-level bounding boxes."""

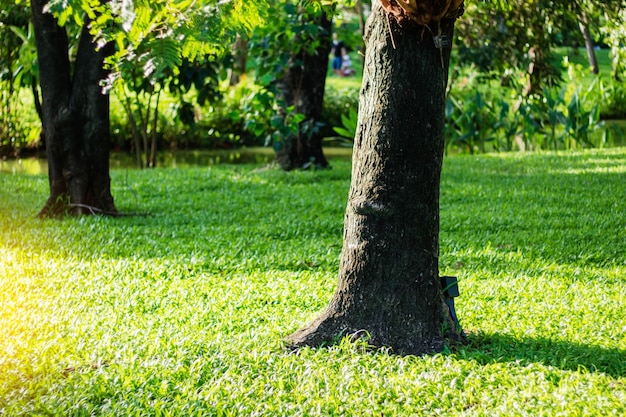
[
  {"left": 274, "top": 5, "right": 332, "bottom": 170},
  {"left": 563, "top": 1, "right": 626, "bottom": 77},
  {"left": 228, "top": 34, "right": 249, "bottom": 86},
  {"left": 600, "top": 5, "right": 626, "bottom": 80},
  {"left": 457, "top": 0, "right": 626, "bottom": 91},
  {"left": 578, "top": 9, "right": 599, "bottom": 75},
  {"left": 456, "top": 0, "right": 570, "bottom": 94},
  {"left": 249, "top": 1, "right": 333, "bottom": 170},
  {"left": 288, "top": 0, "right": 465, "bottom": 354}
]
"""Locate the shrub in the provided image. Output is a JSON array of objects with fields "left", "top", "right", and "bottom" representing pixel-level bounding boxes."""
[
  {"left": 0, "top": 84, "right": 41, "bottom": 157},
  {"left": 444, "top": 64, "right": 609, "bottom": 153},
  {"left": 322, "top": 85, "right": 359, "bottom": 140},
  {"left": 598, "top": 78, "right": 626, "bottom": 119}
]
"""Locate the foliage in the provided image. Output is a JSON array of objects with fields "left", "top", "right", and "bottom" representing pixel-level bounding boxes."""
[
  {"left": 135, "top": 78, "right": 360, "bottom": 152},
  {"left": 179, "top": 85, "right": 256, "bottom": 148},
  {"left": 42, "top": 0, "right": 266, "bottom": 73},
  {"left": 455, "top": 0, "right": 571, "bottom": 94},
  {"left": 446, "top": 91, "right": 499, "bottom": 153},
  {"left": 246, "top": 0, "right": 334, "bottom": 150},
  {"left": 323, "top": 45, "right": 620, "bottom": 154},
  {"left": 225, "top": 81, "right": 296, "bottom": 147},
  {"left": 441, "top": 54, "right": 611, "bottom": 153},
  {"left": 0, "top": 0, "right": 269, "bottom": 159},
  {"left": 332, "top": 106, "right": 358, "bottom": 140},
  {"left": 596, "top": 3, "right": 626, "bottom": 79},
  {"left": 0, "top": 1, "right": 40, "bottom": 153},
  {"left": 1, "top": 149, "right": 625, "bottom": 415},
  {"left": 322, "top": 84, "right": 359, "bottom": 139},
  {"left": 96, "top": 0, "right": 267, "bottom": 167},
  {"left": 457, "top": 0, "right": 626, "bottom": 96},
  {"left": 2, "top": 0, "right": 626, "bottom": 158},
  {"left": 593, "top": 76, "right": 626, "bottom": 119},
  {"left": 248, "top": 1, "right": 324, "bottom": 86},
  {"left": 114, "top": 55, "right": 226, "bottom": 168}
]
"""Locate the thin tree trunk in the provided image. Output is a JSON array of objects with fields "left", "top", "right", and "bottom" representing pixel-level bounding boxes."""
[
  {"left": 149, "top": 90, "right": 160, "bottom": 168},
  {"left": 287, "top": 2, "right": 463, "bottom": 355},
  {"left": 356, "top": 0, "right": 367, "bottom": 38},
  {"left": 140, "top": 98, "right": 150, "bottom": 168},
  {"left": 579, "top": 12, "right": 599, "bottom": 75},
  {"left": 124, "top": 96, "right": 144, "bottom": 169},
  {"left": 229, "top": 34, "right": 248, "bottom": 86}
]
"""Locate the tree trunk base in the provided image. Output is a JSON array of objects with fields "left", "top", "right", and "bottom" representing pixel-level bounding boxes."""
[
  {"left": 287, "top": 300, "right": 464, "bottom": 356},
  {"left": 37, "top": 195, "right": 68, "bottom": 218},
  {"left": 275, "top": 136, "right": 330, "bottom": 171},
  {"left": 37, "top": 194, "right": 119, "bottom": 218}
]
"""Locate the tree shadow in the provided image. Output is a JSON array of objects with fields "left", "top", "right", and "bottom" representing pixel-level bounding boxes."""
[{"left": 456, "top": 332, "right": 626, "bottom": 378}]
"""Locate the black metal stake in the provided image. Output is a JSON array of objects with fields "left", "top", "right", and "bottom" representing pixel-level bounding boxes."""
[{"left": 440, "top": 275, "right": 465, "bottom": 337}]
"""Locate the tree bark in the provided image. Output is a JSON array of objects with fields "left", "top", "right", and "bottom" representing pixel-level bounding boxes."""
[
  {"left": 275, "top": 11, "right": 332, "bottom": 171},
  {"left": 287, "top": 2, "right": 463, "bottom": 355},
  {"left": 32, "top": 0, "right": 116, "bottom": 217}
]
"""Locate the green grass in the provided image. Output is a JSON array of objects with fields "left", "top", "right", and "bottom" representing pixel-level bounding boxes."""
[
  {"left": 326, "top": 51, "right": 364, "bottom": 91},
  {"left": 553, "top": 47, "right": 614, "bottom": 87},
  {"left": 554, "top": 47, "right": 612, "bottom": 69},
  {"left": 1, "top": 149, "right": 625, "bottom": 416}
]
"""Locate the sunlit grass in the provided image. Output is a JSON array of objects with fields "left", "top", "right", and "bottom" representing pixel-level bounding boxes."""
[{"left": 1, "top": 149, "right": 625, "bottom": 416}]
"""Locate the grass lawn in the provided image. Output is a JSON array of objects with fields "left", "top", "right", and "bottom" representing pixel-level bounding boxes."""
[{"left": 1, "top": 149, "right": 625, "bottom": 416}]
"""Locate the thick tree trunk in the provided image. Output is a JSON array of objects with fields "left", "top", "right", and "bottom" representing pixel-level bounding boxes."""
[
  {"left": 288, "top": 2, "right": 463, "bottom": 355},
  {"left": 275, "top": 12, "right": 331, "bottom": 171},
  {"left": 32, "top": 0, "right": 116, "bottom": 217}
]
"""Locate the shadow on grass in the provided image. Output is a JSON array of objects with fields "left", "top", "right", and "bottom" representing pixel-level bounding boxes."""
[{"left": 457, "top": 332, "right": 626, "bottom": 378}]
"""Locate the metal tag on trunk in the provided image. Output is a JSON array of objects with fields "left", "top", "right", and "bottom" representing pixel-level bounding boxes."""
[{"left": 433, "top": 35, "right": 451, "bottom": 49}]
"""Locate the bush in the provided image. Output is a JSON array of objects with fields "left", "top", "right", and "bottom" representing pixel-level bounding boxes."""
[
  {"left": 0, "top": 84, "right": 41, "bottom": 157},
  {"left": 109, "top": 81, "right": 270, "bottom": 154},
  {"left": 321, "top": 85, "right": 359, "bottom": 140},
  {"left": 444, "top": 64, "right": 610, "bottom": 153},
  {"left": 598, "top": 78, "right": 626, "bottom": 119}
]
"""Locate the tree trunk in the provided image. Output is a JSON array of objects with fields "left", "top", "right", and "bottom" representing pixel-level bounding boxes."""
[
  {"left": 356, "top": 0, "right": 367, "bottom": 67},
  {"left": 275, "top": 11, "right": 332, "bottom": 171},
  {"left": 287, "top": 2, "right": 463, "bottom": 355},
  {"left": 229, "top": 34, "right": 248, "bottom": 86},
  {"left": 32, "top": 0, "right": 117, "bottom": 217},
  {"left": 579, "top": 12, "right": 599, "bottom": 75}
]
